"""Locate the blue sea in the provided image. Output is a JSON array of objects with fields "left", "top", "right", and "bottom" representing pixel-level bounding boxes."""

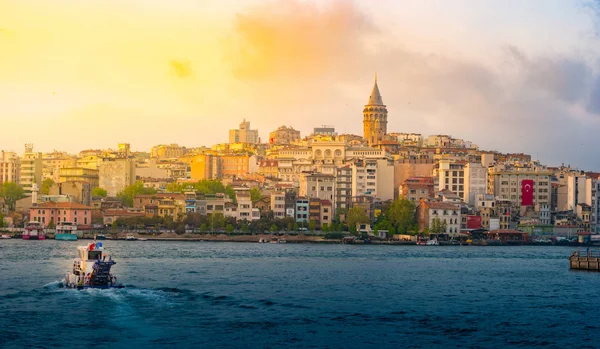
[{"left": 1, "top": 240, "right": 600, "bottom": 349}]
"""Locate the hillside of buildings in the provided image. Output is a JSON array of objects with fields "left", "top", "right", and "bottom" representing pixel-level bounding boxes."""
[{"left": 1, "top": 80, "right": 598, "bottom": 242}]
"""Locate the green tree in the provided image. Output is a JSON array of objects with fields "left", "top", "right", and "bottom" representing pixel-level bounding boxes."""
[
  {"left": 269, "top": 223, "right": 278, "bottom": 232},
  {"left": 0, "top": 214, "right": 5, "bottom": 228},
  {"left": 199, "top": 223, "right": 208, "bottom": 232},
  {"left": 226, "top": 224, "right": 234, "bottom": 233},
  {"left": 308, "top": 220, "right": 316, "bottom": 231},
  {"left": 386, "top": 198, "right": 416, "bottom": 234},
  {"left": 116, "top": 181, "right": 157, "bottom": 207},
  {"left": 430, "top": 217, "right": 447, "bottom": 236},
  {"left": 250, "top": 187, "right": 262, "bottom": 204},
  {"left": 345, "top": 207, "right": 370, "bottom": 234},
  {"left": 293, "top": 223, "right": 299, "bottom": 231},
  {"left": 322, "top": 223, "right": 329, "bottom": 232},
  {"left": 47, "top": 218, "right": 55, "bottom": 229},
  {"left": 374, "top": 217, "right": 395, "bottom": 238},
  {"left": 40, "top": 178, "right": 55, "bottom": 195},
  {"left": 0, "top": 182, "right": 25, "bottom": 211},
  {"left": 92, "top": 187, "right": 108, "bottom": 197}
]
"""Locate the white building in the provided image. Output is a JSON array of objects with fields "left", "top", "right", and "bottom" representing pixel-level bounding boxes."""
[{"left": 20, "top": 144, "right": 42, "bottom": 195}]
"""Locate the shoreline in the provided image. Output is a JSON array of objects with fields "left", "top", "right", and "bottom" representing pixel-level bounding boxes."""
[{"left": 2, "top": 232, "right": 593, "bottom": 246}]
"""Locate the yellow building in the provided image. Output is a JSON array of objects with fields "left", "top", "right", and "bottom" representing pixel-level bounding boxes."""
[
  {"left": 190, "top": 154, "right": 219, "bottom": 181},
  {"left": 76, "top": 155, "right": 101, "bottom": 170},
  {"left": 151, "top": 144, "right": 185, "bottom": 159},
  {"left": 59, "top": 167, "right": 100, "bottom": 188}
]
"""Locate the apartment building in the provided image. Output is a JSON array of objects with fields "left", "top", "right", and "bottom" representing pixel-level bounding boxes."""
[
  {"left": 20, "top": 144, "right": 42, "bottom": 194},
  {"left": 416, "top": 200, "right": 462, "bottom": 236},
  {"left": 401, "top": 177, "right": 434, "bottom": 203},
  {"left": 271, "top": 192, "right": 286, "bottom": 218},
  {"left": 269, "top": 126, "right": 301, "bottom": 145},
  {"left": 0, "top": 151, "right": 19, "bottom": 185},
  {"left": 488, "top": 162, "right": 552, "bottom": 210}
]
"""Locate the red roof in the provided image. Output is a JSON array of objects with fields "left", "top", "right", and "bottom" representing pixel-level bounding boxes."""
[{"left": 33, "top": 202, "right": 92, "bottom": 209}]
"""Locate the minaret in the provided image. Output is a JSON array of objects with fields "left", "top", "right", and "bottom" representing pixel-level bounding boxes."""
[{"left": 363, "top": 74, "right": 388, "bottom": 146}]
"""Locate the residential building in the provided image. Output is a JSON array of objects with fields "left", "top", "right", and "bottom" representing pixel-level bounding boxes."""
[
  {"left": 190, "top": 154, "right": 220, "bottom": 181},
  {"left": 488, "top": 162, "right": 552, "bottom": 211},
  {"left": 229, "top": 119, "right": 259, "bottom": 144},
  {"left": 416, "top": 200, "right": 462, "bottom": 236},
  {"left": 220, "top": 154, "right": 258, "bottom": 178},
  {"left": 59, "top": 167, "right": 100, "bottom": 188},
  {"left": 20, "top": 144, "right": 42, "bottom": 194},
  {"left": 48, "top": 181, "right": 92, "bottom": 206},
  {"left": 300, "top": 173, "right": 336, "bottom": 210},
  {"left": 320, "top": 200, "right": 333, "bottom": 228},
  {"left": 42, "top": 151, "right": 76, "bottom": 182},
  {"left": 335, "top": 166, "right": 352, "bottom": 212},
  {"left": 29, "top": 202, "right": 92, "bottom": 228},
  {"left": 103, "top": 209, "right": 145, "bottom": 226},
  {"left": 435, "top": 160, "right": 466, "bottom": 201},
  {"left": 351, "top": 159, "right": 394, "bottom": 201},
  {"left": 464, "top": 162, "right": 487, "bottom": 206},
  {"left": 401, "top": 177, "right": 435, "bottom": 203},
  {"left": 98, "top": 157, "right": 135, "bottom": 196},
  {"left": 269, "top": 126, "right": 301, "bottom": 145},
  {"left": 0, "top": 151, "right": 19, "bottom": 185},
  {"left": 295, "top": 198, "right": 309, "bottom": 224},
  {"left": 235, "top": 188, "right": 255, "bottom": 221},
  {"left": 151, "top": 144, "right": 186, "bottom": 159},
  {"left": 258, "top": 160, "right": 279, "bottom": 179},
  {"left": 271, "top": 192, "right": 286, "bottom": 219}
]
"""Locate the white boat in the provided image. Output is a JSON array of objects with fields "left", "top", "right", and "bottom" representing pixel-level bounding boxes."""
[
  {"left": 125, "top": 233, "right": 137, "bottom": 241},
  {"left": 64, "top": 241, "right": 123, "bottom": 289},
  {"left": 1, "top": 234, "right": 11, "bottom": 239},
  {"left": 55, "top": 222, "right": 78, "bottom": 241},
  {"left": 426, "top": 238, "right": 440, "bottom": 246}
]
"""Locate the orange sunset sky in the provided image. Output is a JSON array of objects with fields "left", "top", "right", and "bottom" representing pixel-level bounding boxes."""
[{"left": 1, "top": 0, "right": 600, "bottom": 169}]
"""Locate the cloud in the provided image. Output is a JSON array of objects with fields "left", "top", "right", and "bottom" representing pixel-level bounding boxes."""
[
  {"left": 169, "top": 60, "right": 194, "bottom": 79},
  {"left": 219, "top": 0, "right": 600, "bottom": 170},
  {"left": 223, "top": 0, "right": 375, "bottom": 81}
]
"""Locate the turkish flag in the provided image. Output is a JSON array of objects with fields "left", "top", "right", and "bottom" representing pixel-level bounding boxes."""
[{"left": 521, "top": 179, "right": 534, "bottom": 206}]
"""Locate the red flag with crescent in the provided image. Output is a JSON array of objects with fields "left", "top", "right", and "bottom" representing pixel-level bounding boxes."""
[{"left": 521, "top": 179, "right": 534, "bottom": 206}]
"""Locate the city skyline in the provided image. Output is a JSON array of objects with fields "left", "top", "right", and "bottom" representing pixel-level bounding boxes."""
[{"left": 2, "top": 0, "right": 600, "bottom": 169}]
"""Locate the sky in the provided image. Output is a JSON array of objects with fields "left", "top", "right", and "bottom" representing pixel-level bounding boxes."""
[{"left": 1, "top": 0, "right": 600, "bottom": 169}]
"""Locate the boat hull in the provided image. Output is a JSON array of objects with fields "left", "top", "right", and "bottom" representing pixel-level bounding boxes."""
[
  {"left": 56, "top": 234, "right": 78, "bottom": 241},
  {"left": 22, "top": 235, "right": 46, "bottom": 240},
  {"left": 70, "top": 285, "right": 125, "bottom": 290}
]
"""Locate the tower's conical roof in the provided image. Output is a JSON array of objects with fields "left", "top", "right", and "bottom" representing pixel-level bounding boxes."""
[{"left": 367, "top": 74, "right": 384, "bottom": 106}]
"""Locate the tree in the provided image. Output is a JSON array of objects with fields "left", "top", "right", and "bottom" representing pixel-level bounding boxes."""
[
  {"left": 345, "top": 207, "right": 370, "bottom": 234},
  {"left": 430, "top": 217, "right": 447, "bottom": 236},
  {"left": 308, "top": 220, "right": 316, "bottom": 231},
  {"left": 47, "top": 218, "right": 55, "bottom": 229},
  {"left": 92, "top": 187, "right": 108, "bottom": 197},
  {"left": 0, "top": 182, "right": 25, "bottom": 211},
  {"left": 116, "top": 181, "right": 157, "bottom": 207},
  {"left": 0, "top": 214, "right": 5, "bottom": 228},
  {"left": 226, "top": 224, "right": 234, "bottom": 233},
  {"left": 386, "top": 198, "right": 416, "bottom": 234},
  {"left": 269, "top": 223, "right": 278, "bottom": 232},
  {"left": 374, "top": 217, "right": 395, "bottom": 238},
  {"left": 322, "top": 223, "right": 329, "bottom": 232},
  {"left": 250, "top": 187, "right": 262, "bottom": 204},
  {"left": 199, "top": 223, "right": 208, "bottom": 232},
  {"left": 40, "top": 178, "right": 55, "bottom": 195}
]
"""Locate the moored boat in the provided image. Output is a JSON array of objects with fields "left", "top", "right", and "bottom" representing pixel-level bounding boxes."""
[
  {"left": 55, "top": 222, "right": 78, "bottom": 241},
  {"left": 64, "top": 241, "right": 123, "bottom": 289},
  {"left": 125, "top": 233, "right": 137, "bottom": 241},
  {"left": 22, "top": 221, "right": 46, "bottom": 240},
  {"left": 1, "top": 234, "right": 11, "bottom": 239}
]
